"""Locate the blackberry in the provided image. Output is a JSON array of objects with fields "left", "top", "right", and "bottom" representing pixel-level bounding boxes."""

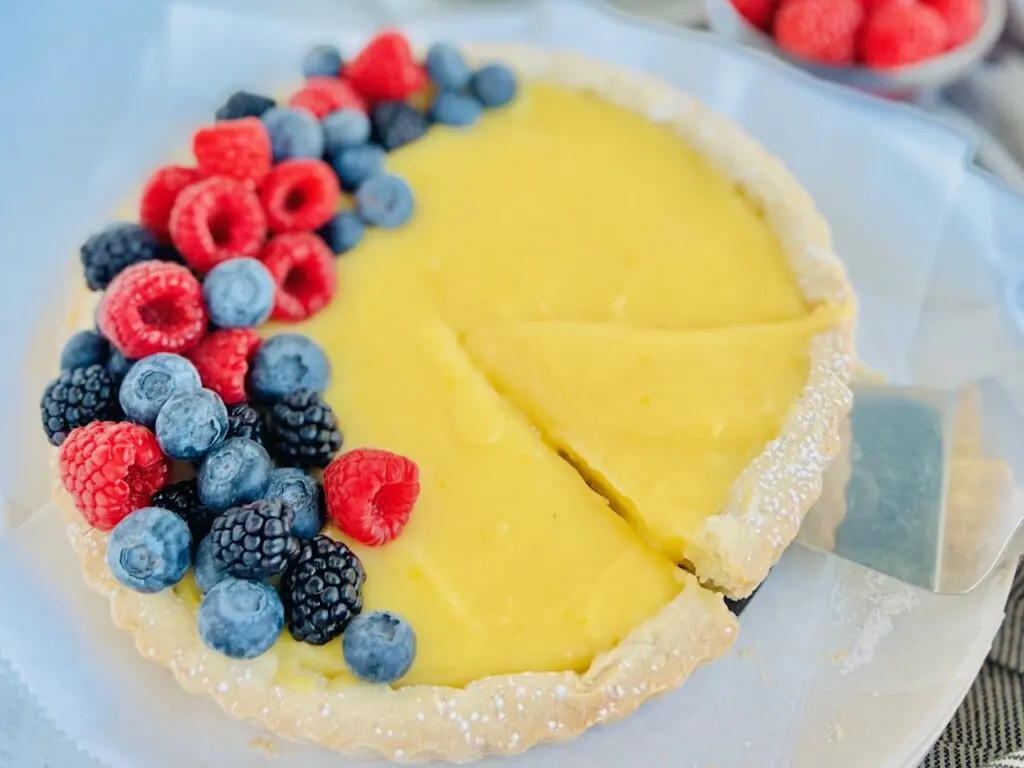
[
  {"left": 80, "top": 222, "right": 176, "bottom": 291},
  {"left": 210, "top": 498, "right": 299, "bottom": 579},
  {"left": 226, "top": 403, "right": 265, "bottom": 444},
  {"left": 369, "top": 101, "right": 429, "bottom": 152},
  {"left": 266, "top": 390, "right": 342, "bottom": 469},
  {"left": 282, "top": 535, "right": 364, "bottom": 645},
  {"left": 150, "top": 479, "right": 219, "bottom": 544},
  {"left": 40, "top": 364, "right": 121, "bottom": 446},
  {"left": 215, "top": 90, "right": 276, "bottom": 121}
]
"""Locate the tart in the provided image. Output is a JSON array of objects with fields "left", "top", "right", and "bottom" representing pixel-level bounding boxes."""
[{"left": 48, "top": 35, "right": 855, "bottom": 762}]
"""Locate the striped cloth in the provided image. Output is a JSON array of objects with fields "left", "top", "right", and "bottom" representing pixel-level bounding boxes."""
[{"left": 921, "top": 563, "right": 1024, "bottom": 768}]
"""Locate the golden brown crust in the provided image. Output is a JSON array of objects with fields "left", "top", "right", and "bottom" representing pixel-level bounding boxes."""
[{"left": 52, "top": 45, "right": 853, "bottom": 761}]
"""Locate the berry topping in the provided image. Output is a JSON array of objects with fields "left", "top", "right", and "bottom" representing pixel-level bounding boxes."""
[
  {"left": 729, "top": 0, "right": 776, "bottom": 31},
  {"left": 193, "top": 534, "right": 228, "bottom": 594},
  {"left": 150, "top": 478, "right": 218, "bottom": 543},
  {"left": 198, "top": 577, "right": 284, "bottom": 659},
  {"left": 261, "top": 107, "right": 325, "bottom": 162},
  {"left": 41, "top": 364, "right": 122, "bottom": 446},
  {"left": 192, "top": 118, "right": 272, "bottom": 186},
  {"left": 430, "top": 92, "right": 483, "bottom": 127},
  {"left": 302, "top": 44, "right": 344, "bottom": 79},
  {"left": 169, "top": 176, "right": 267, "bottom": 273},
  {"left": 346, "top": 31, "right": 426, "bottom": 103},
  {"left": 258, "top": 159, "right": 341, "bottom": 234},
  {"left": 318, "top": 211, "right": 365, "bottom": 255},
  {"left": 260, "top": 233, "right": 337, "bottom": 322},
  {"left": 107, "top": 350, "right": 135, "bottom": 382},
  {"left": 155, "top": 388, "right": 229, "bottom": 460},
  {"left": 860, "top": 2, "right": 949, "bottom": 68},
  {"left": 187, "top": 328, "right": 262, "bottom": 406},
  {"left": 118, "top": 353, "right": 202, "bottom": 427},
  {"left": 774, "top": 0, "right": 864, "bottom": 65},
  {"left": 226, "top": 402, "right": 265, "bottom": 444},
  {"left": 215, "top": 91, "right": 276, "bottom": 122},
  {"left": 289, "top": 77, "right": 367, "bottom": 119},
  {"left": 282, "top": 535, "right": 364, "bottom": 645},
  {"left": 469, "top": 64, "right": 518, "bottom": 109},
  {"left": 266, "top": 468, "right": 325, "bottom": 539},
  {"left": 355, "top": 173, "right": 414, "bottom": 229},
  {"left": 266, "top": 389, "right": 343, "bottom": 469},
  {"left": 106, "top": 506, "right": 192, "bottom": 593},
  {"left": 197, "top": 437, "right": 272, "bottom": 511},
  {"left": 425, "top": 42, "right": 471, "bottom": 92},
  {"left": 322, "top": 109, "right": 372, "bottom": 154},
  {"left": 140, "top": 166, "right": 203, "bottom": 242},
  {"left": 59, "top": 422, "right": 170, "bottom": 530},
  {"left": 324, "top": 448, "right": 420, "bottom": 547},
  {"left": 369, "top": 101, "right": 429, "bottom": 152},
  {"left": 210, "top": 497, "right": 299, "bottom": 579},
  {"left": 327, "top": 144, "right": 386, "bottom": 192},
  {"left": 97, "top": 261, "right": 208, "bottom": 359},
  {"left": 80, "top": 222, "right": 174, "bottom": 292},
  {"left": 248, "top": 333, "right": 330, "bottom": 404},
  {"left": 202, "top": 257, "right": 276, "bottom": 328},
  {"left": 342, "top": 610, "right": 416, "bottom": 684},
  {"left": 60, "top": 330, "right": 110, "bottom": 371},
  {"left": 924, "top": 0, "right": 980, "bottom": 48}
]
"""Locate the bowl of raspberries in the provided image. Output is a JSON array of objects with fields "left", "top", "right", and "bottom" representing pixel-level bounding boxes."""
[{"left": 706, "top": 0, "right": 1007, "bottom": 97}]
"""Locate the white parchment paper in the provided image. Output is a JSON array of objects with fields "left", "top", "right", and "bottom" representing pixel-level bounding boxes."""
[{"left": 1, "top": 1, "right": 1023, "bottom": 767}]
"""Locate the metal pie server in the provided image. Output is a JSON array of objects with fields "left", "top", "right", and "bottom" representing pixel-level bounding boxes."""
[{"left": 796, "top": 382, "right": 1024, "bottom": 594}]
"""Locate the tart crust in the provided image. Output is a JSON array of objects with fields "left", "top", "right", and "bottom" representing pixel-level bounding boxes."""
[{"left": 53, "top": 45, "right": 854, "bottom": 761}]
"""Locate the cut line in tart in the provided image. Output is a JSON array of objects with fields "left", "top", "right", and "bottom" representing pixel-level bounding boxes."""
[{"left": 49, "top": 38, "right": 855, "bottom": 762}]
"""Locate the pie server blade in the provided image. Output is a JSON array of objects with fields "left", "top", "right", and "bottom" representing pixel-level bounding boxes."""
[{"left": 796, "top": 382, "right": 1024, "bottom": 594}]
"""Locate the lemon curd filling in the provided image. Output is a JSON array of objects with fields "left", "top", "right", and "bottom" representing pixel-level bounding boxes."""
[{"left": 177, "top": 82, "right": 838, "bottom": 689}]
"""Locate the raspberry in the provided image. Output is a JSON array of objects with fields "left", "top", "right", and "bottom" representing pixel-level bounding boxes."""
[
  {"left": 139, "top": 165, "right": 202, "bottom": 242},
  {"left": 774, "top": 0, "right": 864, "bottom": 65},
  {"left": 923, "top": 0, "right": 982, "bottom": 49},
  {"left": 97, "top": 261, "right": 208, "bottom": 358},
  {"left": 730, "top": 0, "right": 776, "bottom": 30},
  {"left": 260, "top": 233, "right": 336, "bottom": 322},
  {"left": 169, "top": 176, "right": 267, "bottom": 273},
  {"left": 861, "top": 3, "right": 949, "bottom": 67},
  {"left": 288, "top": 78, "right": 367, "bottom": 119},
  {"left": 345, "top": 31, "right": 426, "bottom": 103},
  {"left": 59, "top": 421, "right": 170, "bottom": 531},
  {"left": 192, "top": 118, "right": 272, "bottom": 186},
  {"left": 323, "top": 448, "right": 420, "bottom": 547},
  {"left": 259, "top": 159, "right": 341, "bottom": 234},
  {"left": 186, "top": 328, "right": 261, "bottom": 405}
]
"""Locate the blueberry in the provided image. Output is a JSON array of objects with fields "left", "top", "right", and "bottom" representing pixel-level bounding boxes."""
[
  {"left": 215, "top": 91, "right": 276, "bottom": 121},
  {"left": 321, "top": 109, "right": 371, "bottom": 155},
  {"left": 342, "top": 610, "right": 417, "bottom": 684},
  {"left": 425, "top": 42, "right": 471, "bottom": 92},
  {"left": 107, "top": 350, "right": 135, "bottom": 382},
  {"left": 302, "top": 44, "right": 343, "bottom": 79},
  {"left": 469, "top": 64, "right": 517, "bottom": 109},
  {"left": 193, "top": 535, "right": 228, "bottom": 594},
  {"left": 119, "top": 353, "right": 201, "bottom": 426},
  {"left": 198, "top": 438, "right": 273, "bottom": 511},
  {"left": 155, "top": 388, "right": 229, "bottom": 461},
  {"left": 202, "top": 258, "right": 276, "bottom": 329},
  {"left": 369, "top": 101, "right": 429, "bottom": 152},
  {"left": 318, "top": 211, "right": 365, "bottom": 255},
  {"left": 261, "top": 107, "right": 325, "bottom": 162},
  {"left": 198, "top": 577, "right": 284, "bottom": 659},
  {"left": 60, "top": 330, "right": 110, "bottom": 370},
  {"left": 248, "top": 334, "right": 330, "bottom": 404},
  {"left": 430, "top": 92, "right": 483, "bottom": 127},
  {"left": 265, "top": 468, "right": 324, "bottom": 539},
  {"left": 327, "top": 144, "right": 386, "bottom": 192},
  {"left": 106, "top": 507, "right": 192, "bottom": 593},
  {"left": 355, "top": 174, "right": 414, "bottom": 229}
]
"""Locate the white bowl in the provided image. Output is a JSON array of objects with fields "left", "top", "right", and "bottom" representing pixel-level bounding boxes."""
[{"left": 705, "top": 0, "right": 1008, "bottom": 98}]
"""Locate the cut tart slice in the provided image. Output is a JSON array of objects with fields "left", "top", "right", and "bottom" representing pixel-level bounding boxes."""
[{"left": 464, "top": 305, "right": 853, "bottom": 596}]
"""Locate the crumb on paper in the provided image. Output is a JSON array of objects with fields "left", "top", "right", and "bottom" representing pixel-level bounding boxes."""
[
  {"left": 737, "top": 646, "right": 757, "bottom": 660},
  {"left": 836, "top": 588, "right": 919, "bottom": 675},
  {"left": 249, "top": 737, "right": 280, "bottom": 756},
  {"left": 758, "top": 669, "right": 774, "bottom": 684},
  {"left": 826, "top": 711, "right": 847, "bottom": 742},
  {"left": 830, "top": 649, "right": 850, "bottom": 663}
]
